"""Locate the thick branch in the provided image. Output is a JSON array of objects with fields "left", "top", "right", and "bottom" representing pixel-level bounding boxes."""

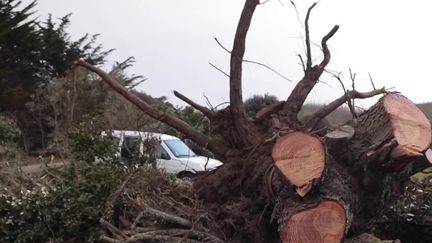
[
  {"left": 230, "top": 0, "right": 259, "bottom": 123},
  {"left": 283, "top": 25, "right": 339, "bottom": 118},
  {"left": 173, "top": 91, "right": 216, "bottom": 119},
  {"left": 318, "top": 25, "right": 339, "bottom": 70},
  {"left": 76, "top": 60, "right": 230, "bottom": 157},
  {"left": 306, "top": 88, "right": 387, "bottom": 129},
  {"left": 304, "top": 2, "right": 317, "bottom": 70},
  {"left": 255, "top": 101, "right": 285, "bottom": 122}
]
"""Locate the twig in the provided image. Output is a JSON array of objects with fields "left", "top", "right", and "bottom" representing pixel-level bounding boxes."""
[
  {"left": 103, "top": 173, "right": 135, "bottom": 218},
  {"left": 368, "top": 72, "right": 377, "bottom": 90},
  {"left": 125, "top": 229, "right": 223, "bottom": 243},
  {"left": 215, "top": 37, "right": 292, "bottom": 81},
  {"left": 100, "top": 235, "right": 120, "bottom": 243},
  {"left": 133, "top": 204, "right": 193, "bottom": 228},
  {"left": 209, "top": 62, "right": 230, "bottom": 78},
  {"left": 214, "top": 37, "right": 231, "bottom": 54},
  {"left": 203, "top": 93, "right": 214, "bottom": 110},
  {"left": 297, "top": 54, "right": 306, "bottom": 73},
  {"left": 349, "top": 68, "right": 358, "bottom": 118},
  {"left": 100, "top": 219, "right": 128, "bottom": 240},
  {"left": 243, "top": 60, "right": 292, "bottom": 82},
  {"left": 327, "top": 70, "right": 356, "bottom": 118}
]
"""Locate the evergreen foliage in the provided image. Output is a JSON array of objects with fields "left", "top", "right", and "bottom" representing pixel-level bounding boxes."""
[{"left": 0, "top": 0, "right": 111, "bottom": 112}]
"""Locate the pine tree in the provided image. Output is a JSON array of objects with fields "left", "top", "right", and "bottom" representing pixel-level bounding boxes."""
[{"left": 0, "top": 0, "right": 111, "bottom": 112}]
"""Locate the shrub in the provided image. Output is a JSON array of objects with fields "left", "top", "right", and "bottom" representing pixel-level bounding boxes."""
[
  {"left": 0, "top": 118, "right": 131, "bottom": 242},
  {"left": 0, "top": 117, "right": 20, "bottom": 145}
]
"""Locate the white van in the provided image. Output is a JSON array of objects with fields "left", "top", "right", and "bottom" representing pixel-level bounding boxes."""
[{"left": 109, "top": 130, "right": 222, "bottom": 179}]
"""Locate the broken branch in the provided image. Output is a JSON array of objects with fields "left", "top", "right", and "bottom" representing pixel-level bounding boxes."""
[
  {"left": 76, "top": 60, "right": 230, "bottom": 157},
  {"left": 283, "top": 3, "right": 339, "bottom": 119},
  {"left": 306, "top": 88, "right": 387, "bottom": 129},
  {"left": 173, "top": 91, "right": 216, "bottom": 119}
]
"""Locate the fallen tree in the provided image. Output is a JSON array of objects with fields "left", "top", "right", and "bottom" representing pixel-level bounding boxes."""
[{"left": 75, "top": 1, "right": 432, "bottom": 242}]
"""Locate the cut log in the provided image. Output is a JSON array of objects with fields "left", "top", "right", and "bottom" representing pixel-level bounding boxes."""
[
  {"left": 385, "top": 94, "right": 431, "bottom": 158},
  {"left": 281, "top": 200, "right": 346, "bottom": 243},
  {"left": 327, "top": 93, "right": 431, "bottom": 172},
  {"left": 366, "top": 93, "right": 431, "bottom": 161},
  {"left": 272, "top": 132, "right": 326, "bottom": 196}
]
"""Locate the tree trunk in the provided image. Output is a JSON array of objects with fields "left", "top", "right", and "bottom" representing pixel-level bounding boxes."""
[{"left": 194, "top": 93, "right": 431, "bottom": 242}]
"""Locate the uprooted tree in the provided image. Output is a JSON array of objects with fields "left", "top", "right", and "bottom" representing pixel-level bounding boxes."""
[{"left": 75, "top": 1, "right": 432, "bottom": 242}]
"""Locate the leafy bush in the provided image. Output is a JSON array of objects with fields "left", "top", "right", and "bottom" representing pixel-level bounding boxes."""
[
  {"left": 0, "top": 161, "right": 130, "bottom": 242},
  {"left": 68, "top": 116, "right": 118, "bottom": 163},
  {"left": 0, "top": 117, "right": 20, "bottom": 145},
  {"left": 0, "top": 118, "right": 132, "bottom": 242}
]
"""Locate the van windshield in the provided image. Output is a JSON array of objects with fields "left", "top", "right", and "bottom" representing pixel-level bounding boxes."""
[{"left": 164, "top": 139, "right": 196, "bottom": 158}]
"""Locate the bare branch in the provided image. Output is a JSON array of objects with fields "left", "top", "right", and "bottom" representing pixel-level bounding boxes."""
[
  {"left": 133, "top": 204, "right": 193, "bottom": 228},
  {"left": 283, "top": 23, "right": 339, "bottom": 118},
  {"left": 368, "top": 72, "right": 377, "bottom": 90},
  {"left": 297, "top": 54, "right": 306, "bottom": 73},
  {"left": 290, "top": 1, "right": 303, "bottom": 28},
  {"left": 209, "top": 62, "right": 230, "bottom": 78},
  {"left": 203, "top": 93, "right": 214, "bottom": 110},
  {"left": 317, "top": 25, "right": 339, "bottom": 69},
  {"left": 327, "top": 70, "right": 356, "bottom": 118},
  {"left": 306, "top": 88, "right": 387, "bottom": 129},
  {"left": 255, "top": 101, "right": 285, "bottom": 122},
  {"left": 230, "top": 0, "right": 259, "bottom": 122},
  {"left": 305, "top": 2, "right": 317, "bottom": 70},
  {"left": 214, "top": 37, "right": 231, "bottom": 54},
  {"left": 215, "top": 37, "right": 291, "bottom": 81},
  {"left": 243, "top": 60, "right": 292, "bottom": 82},
  {"left": 76, "top": 60, "right": 230, "bottom": 157},
  {"left": 173, "top": 90, "right": 216, "bottom": 118},
  {"left": 349, "top": 69, "right": 358, "bottom": 118},
  {"left": 100, "top": 219, "right": 127, "bottom": 240}
]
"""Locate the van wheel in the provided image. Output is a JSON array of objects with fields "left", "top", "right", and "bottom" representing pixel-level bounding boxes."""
[{"left": 177, "top": 171, "right": 195, "bottom": 182}]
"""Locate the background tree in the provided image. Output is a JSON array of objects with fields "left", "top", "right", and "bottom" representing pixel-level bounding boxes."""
[
  {"left": 0, "top": 0, "right": 110, "bottom": 152},
  {"left": 244, "top": 94, "right": 279, "bottom": 117}
]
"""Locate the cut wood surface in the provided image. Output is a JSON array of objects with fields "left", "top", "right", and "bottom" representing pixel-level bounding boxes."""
[
  {"left": 272, "top": 132, "right": 326, "bottom": 196},
  {"left": 425, "top": 148, "right": 432, "bottom": 163},
  {"left": 383, "top": 94, "right": 431, "bottom": 158},
  {"left": 281, "top": 200, "right": 346, "bottom": 243},
  {"left": 346, "top": 93, "right": 432, "bottom": 171}
]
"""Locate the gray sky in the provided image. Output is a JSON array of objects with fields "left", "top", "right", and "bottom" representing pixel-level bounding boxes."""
[{"left": 30, "top": 0, "right": 432, "bottom": 107}]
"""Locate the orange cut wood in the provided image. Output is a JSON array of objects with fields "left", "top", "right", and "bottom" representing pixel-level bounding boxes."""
[
  {"left": 272, "top": 132, "right": 326, "bottom": 196},
  {"left": 282, "top": 200, "right": 346, "bottom": 243},
  {"left": 384, "top": 94, "right": 431, "bottom": 158}
]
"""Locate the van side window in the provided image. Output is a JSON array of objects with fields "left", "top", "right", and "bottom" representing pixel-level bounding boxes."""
[{"left": 121, "top": 136, "right": 140, "bottom": 161}]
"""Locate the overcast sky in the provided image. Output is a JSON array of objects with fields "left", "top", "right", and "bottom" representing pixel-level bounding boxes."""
[{"left": 29, "top": 0, "right": 432, "bottom": 108}]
